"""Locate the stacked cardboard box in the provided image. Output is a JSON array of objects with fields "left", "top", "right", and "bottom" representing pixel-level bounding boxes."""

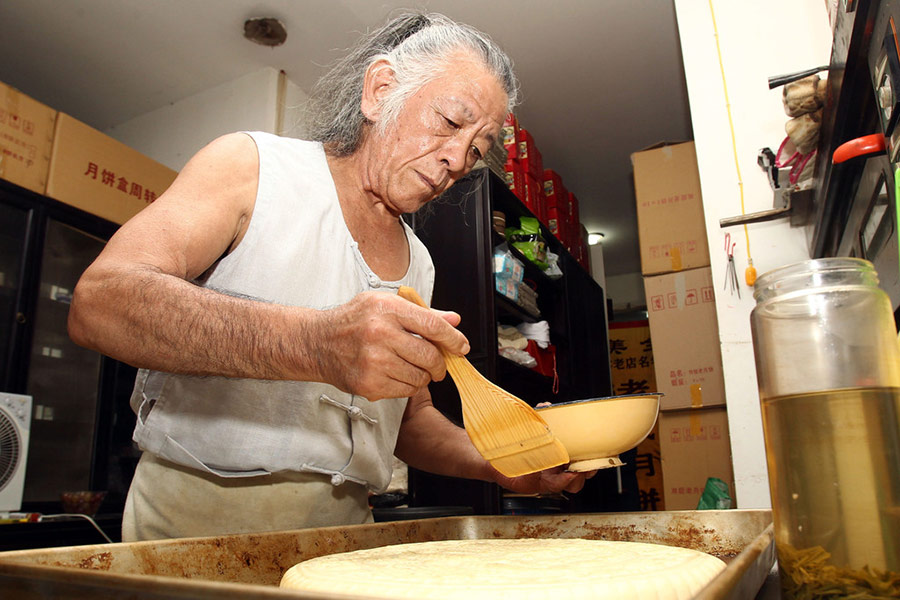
[
  {"left": 0, "top": 79, "right": 178, "bottom": 225},
  {"left": 633, "top": 142, "right": 710, "bottom": 276},
  {"left": 632, "top": 141, "right": 735, "bottom": 510},
  {"left": 46, "top": 113, "right": 177, "bottom": 225},
  {"left": 0, "top": 82, "right": 57, "bottom": 194}
]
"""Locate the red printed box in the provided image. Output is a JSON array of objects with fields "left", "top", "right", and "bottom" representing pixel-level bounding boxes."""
[
  {"left": 644, "top": 266, "right": 725, "bottom": 410},
  {"left": 516, "top": 128, "right": 543, "bottom": 180},
  {"left": 542, "top": 169, "right": 567, "bottom": 209},
  {"left": 501, "top": 113, "right": 518, "bottom": 160},
  {"left": 523, "top": 173, "right": 544, "bottom": 221},
  {"left": 504, "top": 159, "right": 526, "bottom": 202},
  {"left": 547, "top": 205, "right": 560, "bottom": 236}
]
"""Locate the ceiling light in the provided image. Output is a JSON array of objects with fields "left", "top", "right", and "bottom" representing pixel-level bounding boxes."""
[
  {"left": 244, "top": 17, "right": 287, "bottom": 47},
  {"left": 588, "top": 232, "right": 605, "bottom": 245}
]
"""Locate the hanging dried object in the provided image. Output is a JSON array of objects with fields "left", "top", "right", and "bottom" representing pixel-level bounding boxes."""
[{"left": 243, "top": 17, "right": 287, "bottom": 47}]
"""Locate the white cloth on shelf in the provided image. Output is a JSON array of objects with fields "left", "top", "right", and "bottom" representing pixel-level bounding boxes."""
[{"left": 517, "top": 320, "right": 551, "bottom": 349}]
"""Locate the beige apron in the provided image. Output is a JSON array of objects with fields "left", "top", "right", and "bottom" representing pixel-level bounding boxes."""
[{"left": 123, "top": 453, "right": 373, "bottom": 541}]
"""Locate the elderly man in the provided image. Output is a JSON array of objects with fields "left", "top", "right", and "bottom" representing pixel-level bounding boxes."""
[{"left": 68, "top": 13, "right": 590, "bottom": 541}]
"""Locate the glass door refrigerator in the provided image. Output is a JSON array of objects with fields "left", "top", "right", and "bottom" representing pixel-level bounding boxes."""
[{"left": 0, "top": 178, "right": 138, "bottom": 516}]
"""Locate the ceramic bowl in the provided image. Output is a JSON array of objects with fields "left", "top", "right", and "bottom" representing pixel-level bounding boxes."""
[{"left": 536, "top": 393, "right": 661, "bottom": 472}]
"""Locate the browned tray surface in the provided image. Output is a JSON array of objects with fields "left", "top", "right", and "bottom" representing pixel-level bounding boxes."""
[{"left": 0, "top": 509, "right": 774, "bottom": 599}]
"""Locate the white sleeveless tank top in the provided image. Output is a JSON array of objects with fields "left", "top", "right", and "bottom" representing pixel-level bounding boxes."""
[{"left": 129, "top": 132, "right": 435, "bottom": 492}]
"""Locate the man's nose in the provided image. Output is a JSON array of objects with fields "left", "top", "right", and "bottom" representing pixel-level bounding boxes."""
[{"left": 439, "top": 136, "right": 470, "bottom": 173}]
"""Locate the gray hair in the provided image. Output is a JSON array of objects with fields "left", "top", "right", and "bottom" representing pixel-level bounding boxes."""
[{"left": 304, "top": 12, "right": 519, "bottom": 156}]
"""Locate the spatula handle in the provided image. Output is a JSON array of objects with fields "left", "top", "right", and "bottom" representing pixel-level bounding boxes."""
[
  {"left": 397, "top": 286, "right": 467, "bottom": 380},
  {"left": 397, "top": 285, "right": 429, "bottom": 308}
]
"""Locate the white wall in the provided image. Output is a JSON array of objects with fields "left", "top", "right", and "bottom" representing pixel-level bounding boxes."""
[
  {"left": 590, "top": 242, "right": 607, "bottom": 290},
  {"left": 105, "top": 67, "right": 308, "bottom": 171},
  {"left": 673, "top": 0, "right": 833, "bottom": 507},
  {"left": 606, "top": 272, "right": 646, "bottom": 313}
]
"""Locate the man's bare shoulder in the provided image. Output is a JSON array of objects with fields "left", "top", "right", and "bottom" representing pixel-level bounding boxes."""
[{"left": 186, "top": 132, "right": 259, "bottom": 179}]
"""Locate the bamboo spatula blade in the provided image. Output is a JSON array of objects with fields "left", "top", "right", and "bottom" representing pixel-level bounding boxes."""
[{"left": 398, "top": 286, "right": 569, "bottom": 477}]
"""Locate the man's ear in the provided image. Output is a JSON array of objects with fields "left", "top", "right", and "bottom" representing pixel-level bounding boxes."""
[{"left": 361, "top": 58, "right": 396, "bottom": 123}]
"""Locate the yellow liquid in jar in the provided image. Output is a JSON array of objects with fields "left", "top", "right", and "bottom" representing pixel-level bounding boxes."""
[{"left": 762, "top": 387, "right": 900, "bottom": 598}]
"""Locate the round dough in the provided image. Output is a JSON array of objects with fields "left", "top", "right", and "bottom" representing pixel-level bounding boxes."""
[{"left": 280, "top": 538, "right": 727, "bottom": 599}]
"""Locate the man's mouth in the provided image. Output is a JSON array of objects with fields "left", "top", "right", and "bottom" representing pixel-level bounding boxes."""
[{"left": 417, "top": 172, "right": 438, "bottom": 193}]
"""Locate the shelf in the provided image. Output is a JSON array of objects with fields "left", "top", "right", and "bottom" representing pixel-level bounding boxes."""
[
  {"left": 492, "top": 232, "right": 561, "bottom": 288},
  {"left": 496, "top": 355, "right": 556, "bottom": 405},
  {"left": 409, "top": 165, "right": 614, "bottom": 514},
  {"left": 494, "top": 292, "right": 540, "bottom": 323}
]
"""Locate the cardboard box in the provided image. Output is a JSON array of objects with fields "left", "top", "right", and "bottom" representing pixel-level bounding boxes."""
[
  {"left": 658, "top": 407, "right": 735, "bottom": 510},
  {"left": 632, "top": 141, "right": 710, "bottom": 275},
  {"left": 643, "top": 266, "right": 725, "bottom": 410},
  {"left": 0, "top": 81, "right": 57, "bottom": 194},
  {"left": 45, "top": 113, "right": 177, "bottom": 225}
]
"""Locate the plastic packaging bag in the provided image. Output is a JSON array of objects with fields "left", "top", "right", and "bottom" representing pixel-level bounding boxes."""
[
  {"left": 696, "top": 477, "right": 733, "bottom": 510},
  {"left": 545, "top": 250, "right": 563, "bottom": 279},
  {"left": 506, "top": 217, "right": 548, "bottom": 270},
  {"left": 492, "top": 243, "right": 524, "bottom": 282}
]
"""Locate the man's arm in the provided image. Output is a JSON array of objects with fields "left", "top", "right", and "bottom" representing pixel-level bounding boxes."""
[
  {"left": 395, "top": 388, "right": 594, "bottom": 494},
  {"left": 67, "top": 133, "right": 468, "bottom": 401}
]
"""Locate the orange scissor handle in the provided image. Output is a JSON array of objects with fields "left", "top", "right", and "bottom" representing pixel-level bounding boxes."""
[{"left": 832, "top": 133, "right": 885, "bottom": 164}]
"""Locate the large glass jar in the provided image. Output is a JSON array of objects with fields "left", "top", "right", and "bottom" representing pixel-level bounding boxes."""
[{"left": 750, "top": 257, "right": 900, "bottom": 598}]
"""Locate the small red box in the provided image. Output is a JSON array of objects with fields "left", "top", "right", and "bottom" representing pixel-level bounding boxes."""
[
  {"left": 547, "top": 205, "right": 559, "bottom": 236},
  {"left": 502, "top": 113, "right": 518, "bottom": 160},
  {"left": 516, "top": 128, "right": 543, "bottom": 180},
  {"left": 568, "top": 191, "right": 581, "bottom": 232},
  {"left": 542, "top": 169, "right": 565, "bottom": 209},
  {"left": 524, "top": 174, "right": 544, "bottom": 220},
  {"left": 504, "top": 159, "right": 526, "bottom": 202}
]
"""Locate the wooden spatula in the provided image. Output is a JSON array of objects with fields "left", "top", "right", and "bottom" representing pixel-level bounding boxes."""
[{"left": 398, "top": 286, "right": 569, "bottom": 477}]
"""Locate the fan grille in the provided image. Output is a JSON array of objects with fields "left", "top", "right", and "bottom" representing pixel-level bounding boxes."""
[{"left": 0, "top": 409, "right": 21, "bottom": 491}]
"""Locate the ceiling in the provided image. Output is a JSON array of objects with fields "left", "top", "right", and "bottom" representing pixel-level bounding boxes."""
[{"left": 0, "top": 0, "right": 692, "bottom": 277}]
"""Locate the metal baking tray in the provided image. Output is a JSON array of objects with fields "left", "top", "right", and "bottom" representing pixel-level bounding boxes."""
[{"left": 0, "top": 509, "right": 774, "bottom": 599}]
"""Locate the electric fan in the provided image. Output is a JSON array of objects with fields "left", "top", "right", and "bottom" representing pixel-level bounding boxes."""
[{"left": 0, "top": 393, "right": 31, "bottom": 512}]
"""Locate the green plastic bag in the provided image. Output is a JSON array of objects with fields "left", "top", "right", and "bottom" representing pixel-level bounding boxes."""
[
  {"left": 696, "top": 477, "right": 732, "bottom": 510},
  {"left": 506, "top": 217, "right": 548, "bottom": 270}
]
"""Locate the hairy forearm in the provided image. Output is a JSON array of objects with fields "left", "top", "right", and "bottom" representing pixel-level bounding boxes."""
[
  {"left": 69, "top": 264, "right": 322, "bottom": 381},
  {"left": 395, "top": 390, "right": 595, "bottom": 495},
  {"left": 394, "top": 391, "right": 496, "bottom": 482}
]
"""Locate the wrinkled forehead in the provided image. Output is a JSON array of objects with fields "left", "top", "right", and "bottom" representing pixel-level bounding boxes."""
[{"left": 432, "top": 62, "right": 509, "bottom": 122}]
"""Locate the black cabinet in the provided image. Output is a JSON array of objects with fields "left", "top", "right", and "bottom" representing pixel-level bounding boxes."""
[
  {"left": 407, "top": 170, "right": 622, "bottom": 514},
  {"left": 0, "top": 179, "right": 137, "bottom": 517}
]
